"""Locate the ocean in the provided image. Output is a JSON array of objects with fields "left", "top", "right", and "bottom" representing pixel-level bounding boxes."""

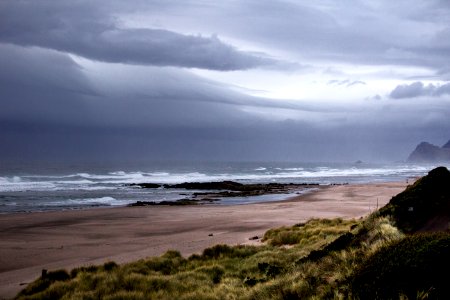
[{"left": 0, "top": 161, "right": 445, "bottom": 213}]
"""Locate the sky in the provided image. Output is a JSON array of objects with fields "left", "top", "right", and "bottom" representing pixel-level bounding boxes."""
[{"left": 1, "top": 0, "right": 450, "bottom": 163}]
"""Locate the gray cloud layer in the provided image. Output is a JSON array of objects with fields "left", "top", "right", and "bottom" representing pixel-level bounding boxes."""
[
  {"left": 0, "top": 1, "right": 277, "bottom": 71},
  {"left": 2, "top": 1, "right": 450, "bottom": 74},
  {"left": 390, "top": 81, "right": 450, "bottom": 99}
]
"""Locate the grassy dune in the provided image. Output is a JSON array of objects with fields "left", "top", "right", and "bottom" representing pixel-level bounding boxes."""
[
  {"left": 16, "top": 167, "right": 450, "bottom": 299},
  {"left": 15, "top": 217, "right": 402, "bottom": 300}
]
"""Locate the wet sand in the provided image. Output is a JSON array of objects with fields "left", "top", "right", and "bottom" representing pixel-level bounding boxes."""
[{"left": 0, "top": 181, "right": 408, "bottom": 299}]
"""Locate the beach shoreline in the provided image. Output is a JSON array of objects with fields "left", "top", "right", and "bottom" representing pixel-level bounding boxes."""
[{"left": 0, "top": 181, "right": 408, "bottom": 299}]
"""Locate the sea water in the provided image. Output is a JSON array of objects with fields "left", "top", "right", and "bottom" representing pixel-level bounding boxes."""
[{"left": 0, "top": 161, "right": 445, "bottom": 213}]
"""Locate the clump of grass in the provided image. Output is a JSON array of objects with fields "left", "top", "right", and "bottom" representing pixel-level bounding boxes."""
[
  {"left": 200, "top": 244, "right": 259, "bottom": 259},
  {"left": 16, "top": 269, "right": 71, "bottom": 298},
  {"left": 263, "top": 218, "right": 358, "bottom": 247}
]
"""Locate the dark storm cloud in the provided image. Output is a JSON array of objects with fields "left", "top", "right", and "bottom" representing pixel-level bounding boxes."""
[
  {"left": 0, "top": 44, "right": 332, "bottom": 133},
  {"left": 4, "top": 43, "right": 448, "bottom": 162},
  {"left": 0, "top": 43, "right": 317, "bottom": 131},
  {"left": 390, "top": 81, "right": 450, "bottom": 99},
  {"left": 0, "top": 44, "right": 95, "bottom": 124},
  {"left": 0, "top": 44, "right": 250, "bottom": 130},
  {"left": 0, "top": 1, "right": 277, "bottom": 71}
]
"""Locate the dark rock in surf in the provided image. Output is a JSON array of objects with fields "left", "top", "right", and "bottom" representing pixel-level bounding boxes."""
[{"left": 128, "top": 183, "right": 161, "bottom": 189}]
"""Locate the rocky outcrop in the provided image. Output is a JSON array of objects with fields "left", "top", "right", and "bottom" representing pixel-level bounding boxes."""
[
  {"left": 164, "top": 181, "right": 244, "bottom": 190},
  {"left": 128, "top": 181, "right": 322, "bottom": 205},
  {"left": 128, "top": 183, "right": 161, "bottom": 188},
  {"left": 407, "top": 141, "right": 450, "bottom": 162}
]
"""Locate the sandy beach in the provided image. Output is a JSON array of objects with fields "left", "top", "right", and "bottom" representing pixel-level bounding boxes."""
[{"left": 0, "top": 181, "right": 408, "bottom": 299}]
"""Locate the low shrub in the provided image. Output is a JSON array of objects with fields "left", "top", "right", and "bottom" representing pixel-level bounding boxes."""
[{"left": 200, "top": 244, "right": 258, "bottom": 259}]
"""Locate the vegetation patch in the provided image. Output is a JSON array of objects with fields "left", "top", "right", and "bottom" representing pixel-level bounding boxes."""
[{"left": 263, "top": 218, "right": 357, "bottom": 246}]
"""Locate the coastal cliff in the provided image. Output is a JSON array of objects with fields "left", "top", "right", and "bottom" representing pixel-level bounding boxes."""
[{"left": 408, "top": 140, "right": 450, "bottom": 162}]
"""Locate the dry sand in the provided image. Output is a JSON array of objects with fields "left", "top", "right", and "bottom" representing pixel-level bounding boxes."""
[{"left": 0, "top": 181, "right": 408, "bottom": 299}]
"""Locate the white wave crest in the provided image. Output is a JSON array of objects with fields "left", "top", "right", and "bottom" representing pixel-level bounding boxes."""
[{"left": 42, "top": 197, "right": 129, "bottom": 207}]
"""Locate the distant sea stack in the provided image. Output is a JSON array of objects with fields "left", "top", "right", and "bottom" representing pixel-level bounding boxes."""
[{"left": 408, "top": 140, "right": 450, "bottom": 162}]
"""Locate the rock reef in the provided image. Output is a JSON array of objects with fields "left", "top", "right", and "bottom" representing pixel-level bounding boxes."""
[{"left": 127, "top": 181, "right": 320, "bottom": 205}]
